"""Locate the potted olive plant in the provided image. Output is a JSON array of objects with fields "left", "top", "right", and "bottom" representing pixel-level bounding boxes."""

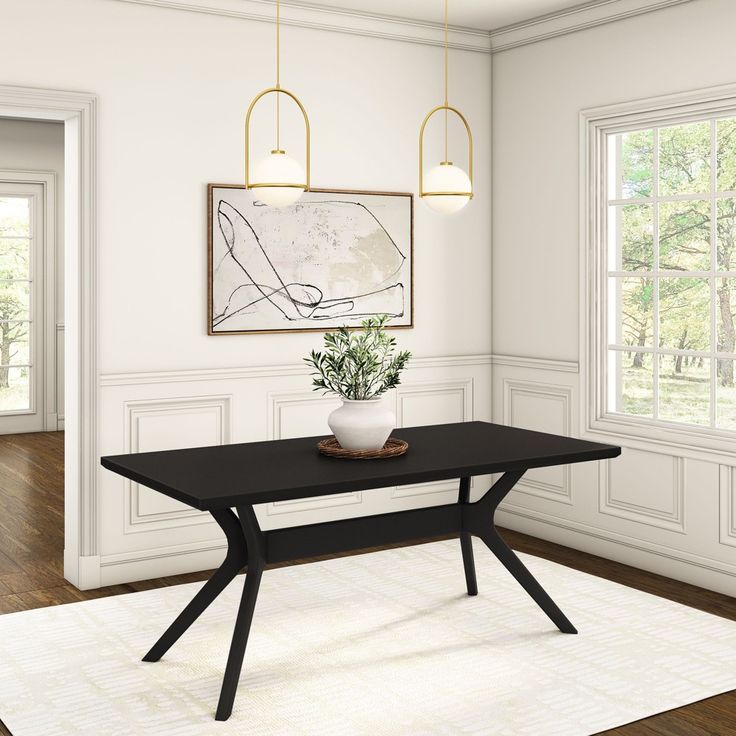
[{"left": 305, "top": 315, "right": 411, "bottom": 451}]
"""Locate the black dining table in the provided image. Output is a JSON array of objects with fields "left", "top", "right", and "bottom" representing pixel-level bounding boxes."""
[{"left": 101, "top": 420, "right": 621, "bottom": 721}]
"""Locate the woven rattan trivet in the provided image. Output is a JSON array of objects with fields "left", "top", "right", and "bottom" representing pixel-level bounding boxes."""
[{"left": 317, "top": 436, "right": 408, "bottom": 459}]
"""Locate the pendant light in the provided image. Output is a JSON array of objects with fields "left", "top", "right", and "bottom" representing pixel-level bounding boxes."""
[
  {"left": 245, "top": 0, "right": 310, "bottom": 207},
  {"left": 419, "top": 0, "right": 473, "bottom": 214}
]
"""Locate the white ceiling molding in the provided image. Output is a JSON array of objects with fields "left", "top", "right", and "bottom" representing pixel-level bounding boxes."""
[
  {"left": 489, "top": 0, "right": 695, "bottom": 52},
  {"left": 111, "top": 0, "right": 493, "bottom": 53},
  {"left": 111, "top": 0, "right": 695, "bottom": 54}
]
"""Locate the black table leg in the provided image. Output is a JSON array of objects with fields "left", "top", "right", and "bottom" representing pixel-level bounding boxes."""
[
  {"left": 458, "top": 476, "right": 478, "bottom": 596},
  {"left": 466, "top": 471, "right": 577, "bottom": 635},
  {"left": 142, "top": 508, "right": 248, "bottom": 663},
  {"left": 215, "top": 504, "right": 267, "bottom": 722}
]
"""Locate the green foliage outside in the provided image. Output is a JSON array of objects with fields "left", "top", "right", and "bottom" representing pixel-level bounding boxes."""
[
  {"left": 620, "top": 356, "right": 736, "bottom": 430},
  {"left": 613, "top": 118, "right": 736, "bottom": 427},
  {"left": 305, "top": 315, "right": 411, "bottom": 401},
  {"left": 0, "top": 197, "right": 31, "bottom": 411}
]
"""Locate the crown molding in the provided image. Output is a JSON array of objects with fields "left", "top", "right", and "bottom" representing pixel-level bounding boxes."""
[
  {"left": 489, "top": 0, "right": 695, "bottom": 53},
  {"left": 110, "top": 0, "right": 695, "bottom": 55},
  {"left": 111, "top": 0, "right": 492, "bottom": 53}
]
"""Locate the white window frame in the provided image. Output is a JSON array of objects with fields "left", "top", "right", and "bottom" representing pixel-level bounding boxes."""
[
  {"left": 581, "top": 84, "right": 736, "bottom": 458},
  {"left": 0, "top": 171, "right": 58, "bottom": 432}
]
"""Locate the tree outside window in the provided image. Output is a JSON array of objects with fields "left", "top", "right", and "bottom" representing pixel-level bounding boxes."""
[
  {"left": 607, "top": 116, "right": 736, "bottom": 431},
  {"left": 0, "top": 196, "right": 32, "bottom": 413}
]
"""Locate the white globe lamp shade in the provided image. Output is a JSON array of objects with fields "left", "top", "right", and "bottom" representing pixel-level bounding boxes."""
[
  {"left": 251, "top": 150, "right": 306, "bottom": 207},
  {"left": 422, "top": 163, "right": 472, "bottom": 214}
]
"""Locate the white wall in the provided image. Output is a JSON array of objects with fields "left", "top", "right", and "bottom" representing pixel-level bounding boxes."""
[
  {"left": 1, "top": 0, "right": 492, "bottom": 585},
  {"left": 0, "top": 118, "right": 65, "bottom": 425},
  {"left": 492, "top": 0, "right": 736, "bottom": 595}
]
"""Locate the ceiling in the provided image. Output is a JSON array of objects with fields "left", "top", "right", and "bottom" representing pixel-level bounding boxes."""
[{"left": 301, "top": 0, "right": 594, "bottom": 31}]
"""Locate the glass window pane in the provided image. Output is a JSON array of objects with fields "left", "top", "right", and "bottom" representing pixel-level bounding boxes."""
[
  {"left": 659, "top": 121, "right": 711, "bottom": 196},
  {"left": 0, "top": 280, "right": 30, "bottom": 322},
  {"left": 618, "top": 130, "right": 654, "bottom": 199},
  {"left": 0, "top": 237, "right": 31, "bottom": 279},
  {"left": 0, "top": 197, "right": 30, "bottom": 237},
  {"left": 717, "top": 277, "right": 736, "bottom": 355},
  {"left": 0, "top": 331, "right": 30, "bottom": 367},
  {"left": 612, "top": 276, "right": 654, "bottom": 348},
  {"left": 617, "top": 350, "right": 653, "bottom": 416},
  {"left": 717, "top": 118, "right": 736, "bottom": 192},
  {"left": 659, "top": 200, "right": 711, "bottom": 271},
  {"left": 0, "top": 366, "right": 30, "bottom": 411},
  {"left": 659, "top": 277, "right": 710, "bottom": 351},
  {"left": 609, "top": 204, "right": 654, "bottom": 271},
  {"left": 659, "top": 354, "right": 710, "bottom": 426},
  {"left": 717, "top": 360, "right": 736, "bottom": 430},
  {"left": 717, "top": 198, "right": 736, "bottom": 271}
]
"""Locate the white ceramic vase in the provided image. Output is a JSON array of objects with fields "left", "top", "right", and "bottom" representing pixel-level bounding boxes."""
[{"left": 328, "top": 398, "right": 395, "bottom": 451}]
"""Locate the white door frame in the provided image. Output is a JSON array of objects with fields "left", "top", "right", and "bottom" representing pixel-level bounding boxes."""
[
  {"left": 0, "top": 85, "right": 98, "bottom": 589},
  {"left": 0, "top": 171, "right": 57, "bottom": 433}
]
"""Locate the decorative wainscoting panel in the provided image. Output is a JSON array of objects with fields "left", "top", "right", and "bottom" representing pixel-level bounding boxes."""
[
  {"left": 599, "top": 453, "right": 685, "bottom": 534},
  {"left": 97, "top": 355, "right": 492, "bottom": 585},
  {"left": 720, "top": 466, "right": 736, "bottom": 548},
  {"left": 392, "top": 379, "right": 473, "bottom": 499},
  {"left": 502, "top": 379, "right": 573, "bottom": 504},
  {"left": 491, "top": 354, "right": 735, "bottom": 596},
  {"left": 267, "top": 390, "right": 359, "bottom": 516},
  {"left": 123, "top": 396, "right": 231, "bottom": 534},
  {"left": 396, "top": 379, "right": 472, "bottom": 427}
]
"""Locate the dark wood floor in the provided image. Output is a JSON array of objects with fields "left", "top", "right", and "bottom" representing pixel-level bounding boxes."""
[{"left": 0, "top": 431, "right": 734, "bottom": 735}]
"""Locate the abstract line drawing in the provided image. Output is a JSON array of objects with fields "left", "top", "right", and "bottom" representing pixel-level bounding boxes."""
[{"left": 208, "top": 186, "right": 413, "bottom": 335}]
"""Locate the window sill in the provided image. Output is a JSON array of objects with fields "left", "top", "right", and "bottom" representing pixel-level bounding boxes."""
[{"left": 586, "top": 412, "right": 736, "bottom": 464}]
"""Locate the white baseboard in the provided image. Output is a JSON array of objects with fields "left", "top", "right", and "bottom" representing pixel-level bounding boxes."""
[
  {"left": 64, "top": 550, "right": 101, "bottom": 591},
  {"left": 496, "top": 507, "right": 736, "bottom": 598},
  {"left": 72, "top": 510, "right": 736, "bottom": 598},
  {"left": 99, "top": 543, "right": 227, "bottom": 587}
]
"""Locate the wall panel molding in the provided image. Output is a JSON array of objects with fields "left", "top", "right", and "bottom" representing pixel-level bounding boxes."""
[
  {"left": 492, "top": 354, "right": 736, "bottom": 595},
  {"left": 492, "top": 354, "right": 579, "bottom": 373},
  {"left": 97, "top": 354, "right": 492, "bottom": 585},
  {"left": 122, "top": 395, "right": 231, "bottom": 534},
  {"left": 719, "top": 466, "right": 736, "bottom": 548},
  {"left": 502, "top": 379, "right": 573, "bottom": 504},
  {"left": 392, "top": 378, "right": 473, "bottom": 499},
  {"left": 99, "top": 354, "right": 493, "bottom": 387},
  {"left": 496, "top": 502, "right": 736, "bottom": 597},
  {"left": 499, "top": 501, "right": 734, "bottom": 576},
  {"left": 598, "top": 455, "right": 685, "bottom": 534},
  {"left": 267, "top": 390, "right": 361, "bottom": 515},
  {"left": 395, "top": 378, "right": 473, "bottom": 427}
]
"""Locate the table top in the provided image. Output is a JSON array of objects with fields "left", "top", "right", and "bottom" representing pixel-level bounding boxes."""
[{"left": 101, "top": 421, "right": 620, "bottom": 511}]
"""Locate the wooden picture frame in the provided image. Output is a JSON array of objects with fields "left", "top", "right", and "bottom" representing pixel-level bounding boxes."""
[{"left": 207, "top": 185, "right": 414, "bottom": 335}]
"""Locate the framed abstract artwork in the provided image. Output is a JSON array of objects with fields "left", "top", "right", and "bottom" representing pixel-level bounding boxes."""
[{"left": 207, "top": 185, "right": 413, "bottom": 335}]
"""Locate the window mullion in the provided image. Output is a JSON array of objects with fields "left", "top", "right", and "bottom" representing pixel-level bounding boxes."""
[
  {"left": 608, "top": 189, "right": 736, "bottom": 206},
  {"left": 607, "top": 345, "right": 726, "bottom": 357}
]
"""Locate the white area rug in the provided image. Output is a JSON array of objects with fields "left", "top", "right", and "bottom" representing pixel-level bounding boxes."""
[{"left": 1, "top": 540, "right": 734, "bottom": 736}]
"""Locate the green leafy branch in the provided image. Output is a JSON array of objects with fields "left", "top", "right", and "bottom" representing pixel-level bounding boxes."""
[{"left": 304, "top": 315, "right": 411, "bottom": 400}]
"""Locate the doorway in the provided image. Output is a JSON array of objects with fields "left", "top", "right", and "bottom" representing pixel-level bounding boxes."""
[
  {"left": 0, "top": 120, "right": 65, "bottom": 602},
  {"left": 0, "top": 86, "right": 98, "bottom": 590}
]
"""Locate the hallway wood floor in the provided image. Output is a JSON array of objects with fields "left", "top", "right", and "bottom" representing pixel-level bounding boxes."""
[{"left": 0, "top": 431, "right": 733, "bottom": 735}]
